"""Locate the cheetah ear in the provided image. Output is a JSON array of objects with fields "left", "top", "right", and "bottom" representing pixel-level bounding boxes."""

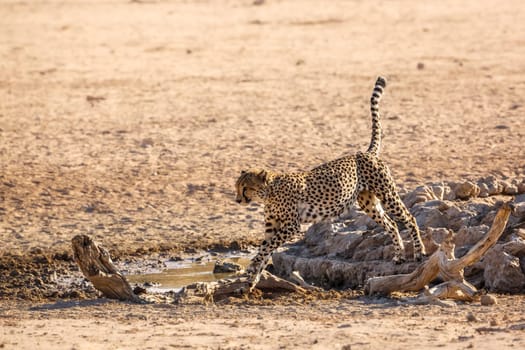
[{"left": 257, "top": 169, "right": 268, "bottom": 182}]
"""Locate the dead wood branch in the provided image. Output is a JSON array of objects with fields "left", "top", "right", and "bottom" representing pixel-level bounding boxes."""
[
  {"left": 366, "top": 203, "right": 512, "bottom": 300},
  {"left": 288, "top": 271, "right": 323, "bottom": 291},
  {"left": 72, "top": 235, "right": 140, "bottom": 302},
  {"left": 186, "top": 270, "right": 307, "bottom": 303}
]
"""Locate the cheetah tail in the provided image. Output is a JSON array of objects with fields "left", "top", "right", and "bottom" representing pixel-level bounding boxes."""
[{"left": 366, "top": 76, "right": 387, "bottom": 157}]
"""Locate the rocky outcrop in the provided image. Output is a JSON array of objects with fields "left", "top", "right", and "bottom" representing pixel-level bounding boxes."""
[{"left": 272, "top": 177, "right": 525, "bottom": 293}]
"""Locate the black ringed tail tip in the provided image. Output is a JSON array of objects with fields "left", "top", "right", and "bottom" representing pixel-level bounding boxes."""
[
  {"left": 366, "top": 75, "right": 387, "bottom": 157},
  {"left": 375, "top": 76, "right": 387, "bottom": 88}
]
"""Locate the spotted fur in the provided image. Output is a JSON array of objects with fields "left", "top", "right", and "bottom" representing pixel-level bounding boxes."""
[{"left": 235, "top": 76, "right": 426, "bottom": 290}]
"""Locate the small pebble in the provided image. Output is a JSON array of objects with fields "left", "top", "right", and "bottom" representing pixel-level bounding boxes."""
[
  {"left": 466, "top": 312, "right": 478, "bottom": 322},
  {"left": 480, "top": 294, "right": 498, "bottom": 306},
  {"left": 495, "top": 124, "right": 509, "bottom": 129}
]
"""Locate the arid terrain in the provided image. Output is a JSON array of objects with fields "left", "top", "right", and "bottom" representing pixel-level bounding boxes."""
[{"left": 1, "top": 0, "right": 524, "bottom": 349}]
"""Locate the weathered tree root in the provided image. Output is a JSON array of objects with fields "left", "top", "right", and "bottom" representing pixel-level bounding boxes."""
[
  {"left": 72, "top": 235, "right": 140, "bottom": 302},
  {"left": 365, "top": 203, "right": 513, "bottom": 302},
  {"left": 195, "top": 271, "right": 308, "bottom": 303}
]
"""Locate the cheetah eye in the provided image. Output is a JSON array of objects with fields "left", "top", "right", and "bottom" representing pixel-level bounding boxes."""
[{"left": 242, "top": 187, "right": 252, "bottom": 203}]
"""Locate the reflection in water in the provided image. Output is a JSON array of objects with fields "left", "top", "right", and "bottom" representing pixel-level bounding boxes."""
[{"left": 126, "top": 256, "right": 251, "bottom": 291}]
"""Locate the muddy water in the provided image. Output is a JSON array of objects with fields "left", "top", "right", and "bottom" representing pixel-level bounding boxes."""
[{"left": 126, "top": 256, "right": 251, "bottom": 292}]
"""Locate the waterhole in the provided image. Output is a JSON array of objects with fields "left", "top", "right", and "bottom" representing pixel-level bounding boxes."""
[{"left": 126, "top": 255, "right": 252, "bottom": 292}]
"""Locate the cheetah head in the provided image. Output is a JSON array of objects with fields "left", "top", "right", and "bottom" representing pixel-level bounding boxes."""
[{"left": 235, "top": 169, "right": 269, "bottom": 205}]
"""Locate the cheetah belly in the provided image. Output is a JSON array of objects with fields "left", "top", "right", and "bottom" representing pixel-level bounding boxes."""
[
  {"left": 298, "top": 202, "right": 320, "bottom": 223},
  {"left": 298, "top": 197, "right": 354, "bottom": 224}
]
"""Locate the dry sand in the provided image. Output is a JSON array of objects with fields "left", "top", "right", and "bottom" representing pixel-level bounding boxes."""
[{"left": 1, "top": 0, "right": 524, "bottom": 349}]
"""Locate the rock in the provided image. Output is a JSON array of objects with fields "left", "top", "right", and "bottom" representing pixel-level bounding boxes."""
[
  {"left": 499, "top": 180, "right": 517, "bottom": 195},
  {"left": 501, "top": 235, "right": 525, "bottom": 257},
  {"left": 427, "top": 199, "right": 485, "bottom": 232},
  {"left": 503, "top": 184, "right": 518, "bottom": 195},
  {"left": 466, "top": 312, "right": 478, "bottom": 322},
  {"left": 403, "top": 185, "right": 439, "bottom": 208},
  {"left": 482, "top": 245, "right": 525, "bottom": 293},
  {"left": 454, "top": 181, "right": 480, "bottom": 200},
  {"left": 425, "top": 227, "right": 450, "bottom": 245},
  {"left": 444, "top": 204, "right": 476, "bottom": 231},
  {"left": 352, "top": 214, "right": 375, "bottom": 230},
  {"left": 480, "top": 294, "right": 498, "bottom": 306},
  {"left": 133, "top": 286, "right": 147, "bottom": 295},
  {"left": 303, "top": 222, "right": 366, "bottom": 258},
  {"left": 401, "top": 183, "right": 454, "bottom": 208},
  {"left": 351, "top": 233, "right": 390, "bottom": 261},
  {"left": 272, "top": 251, "right": 419, "bottom": 290},
  {"left": 478, "top": 176, "right": 503, "bottom": 196},
  {"left": 464, "top": 263, "right": 485, "bottom": 289},
  {"left": 480, "top": 210, "right": 498, "bottom": 227},
  {"left": 478, "top": 182, "right": 490, "bottom": 198},
  {"left": 430, "top": 183, "right": 453, "bottom": 201},
  {"left": 271, "top": 187, "right": 524, "bottom": 294},
  {"left": 516, "top": 193, "right": 525, "bottom": 204},
  {"left": 397, "top": 177, "right": 522, "bottom": 206},
  {"left": 450, "top": 200, "right": 494, "bottom": 231},
  {"left": 518, "top": 181, "right": 525, "bottom": 194},
  {"left": 455, "top": 225, "right": 489, "bottom": 256},
  {"left": 513, "top": 202, "right": 525, "bottom": 218},
  {"left": 213, "top": 260, "right": 243, "bottom": 274},
  {"left": 412, "top": 200, "right": 448, "bottom": 228},
  {"left": 140, "top": 137, "right": 154, "bottom": 148},
  {"left": 422, "top": 227, "right": 448, "bottom": 255}
]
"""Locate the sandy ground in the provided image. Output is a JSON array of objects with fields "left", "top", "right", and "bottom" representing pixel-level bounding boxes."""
[
  {"left": 2, "top": 296, "right": 525, "bottom": 350},
  {"left": 1, "top": 0, "right": 524, "bottom": 349}
]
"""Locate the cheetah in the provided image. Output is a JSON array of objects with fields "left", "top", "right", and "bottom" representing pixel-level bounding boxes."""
[{"left": 235, "top": 76, "right": 426, "bottom": 290}]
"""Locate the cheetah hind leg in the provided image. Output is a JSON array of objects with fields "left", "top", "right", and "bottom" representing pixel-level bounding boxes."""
[
  {"left": 383, "top": 196, "right": 427, "bottom": 261},
  {"left": 357, "top": 190, "right": 407, "bottom": 263}
]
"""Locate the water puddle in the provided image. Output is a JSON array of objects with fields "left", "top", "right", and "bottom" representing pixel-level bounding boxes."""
[{"left": 126, "top": 254, "right": 252, "bottom": 292}]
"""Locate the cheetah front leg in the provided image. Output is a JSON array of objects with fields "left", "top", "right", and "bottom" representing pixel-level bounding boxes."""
[{"left": 245, "top": 219, "right": 299, "bottom": 292}]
